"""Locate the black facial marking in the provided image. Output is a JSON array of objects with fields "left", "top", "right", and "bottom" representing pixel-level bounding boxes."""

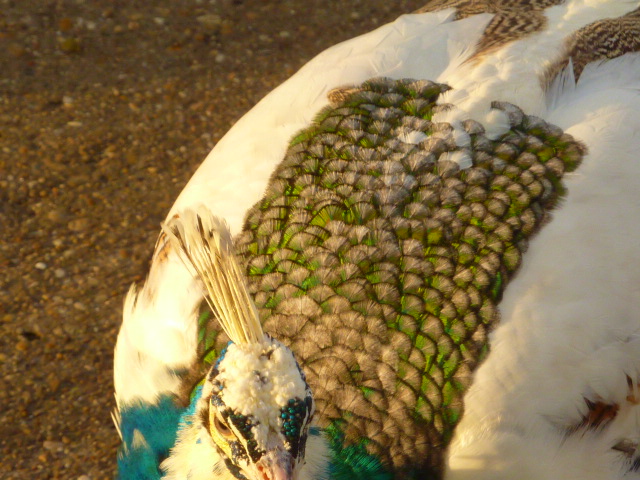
[
  {"left": 228, "top": 412, "right": 253, "bottom": 439},
  {"left": 210, "top": 392, "right": 225, "bottom": 408},
  {"left": 230, "top": 440, "right": 249, "bottom": 463},
  {"left": 227, "top": 410, "right": 265, "bottom": 463},
  {"left": 245, "top": 438, "right": 263, "bottom": 463},
  {"left": 280, "top": 397, "right": 313, "bottom": 459},
  {"left": 199, "top": 407, "right": 210, "bottom": 432},
  {"left": 295, "top": 359, "right": 307, "bottom": 383},
  {"left": 208, "top": 366, "right": 220, "bottom": 382},
  {"left": 298, "top": 431, "right": 308, "bottom": 459},
  {"left": 205, "top": 391, "right": 265, "bottom": 477},
  {"left": 223, "top": 457, "right": 248, "bottom": 480}
]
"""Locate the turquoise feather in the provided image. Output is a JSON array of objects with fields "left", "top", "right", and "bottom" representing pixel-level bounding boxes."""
[{"left": 117, "top": 396, "right": 183, "bottom": 480}]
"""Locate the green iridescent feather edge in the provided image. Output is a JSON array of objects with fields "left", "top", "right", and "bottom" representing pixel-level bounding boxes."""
[{"left": 195, "top": 77, "right": 585, "bottom": 478}]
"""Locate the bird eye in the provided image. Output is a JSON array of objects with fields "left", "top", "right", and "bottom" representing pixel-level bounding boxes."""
[{"left": 213, "top": 414, "right": 235, "bottom": 440}]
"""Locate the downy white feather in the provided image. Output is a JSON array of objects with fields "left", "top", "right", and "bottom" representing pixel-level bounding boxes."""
[
  {"left": 446, "top": 52, "right": 640, "bottom": 480},
  {"left": 114, "top": 242, "right": 200, "bottom": 406}
]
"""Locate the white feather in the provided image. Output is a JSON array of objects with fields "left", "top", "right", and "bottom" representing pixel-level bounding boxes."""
[
  {"left": 114, "top": 247, "right": 200, "bottom": 406},
  {"left": 446, "top": 52, "right": 640, "bottom": 480},
  {"left": 163, "top": 208, "right": 265, "bottom": 345}
]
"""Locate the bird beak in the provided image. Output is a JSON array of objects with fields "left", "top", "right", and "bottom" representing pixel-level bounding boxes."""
[{"left": 254, "top": 450, "right": 295, "bottom": 480}]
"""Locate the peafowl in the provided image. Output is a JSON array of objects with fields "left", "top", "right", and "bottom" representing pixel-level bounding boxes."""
[{"left": 114, "top": 1, "right": 640, "bottom": 479}]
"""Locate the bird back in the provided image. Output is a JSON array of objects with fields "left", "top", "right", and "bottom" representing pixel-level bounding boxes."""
[{"left": 115, "top": 2, "right": 640, "bottom": 479}]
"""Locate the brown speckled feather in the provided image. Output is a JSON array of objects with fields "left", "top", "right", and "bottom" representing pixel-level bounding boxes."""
[
  {"left": 545, "top": 7, "right": 640, "bottom": 86},
  {"left": 416, "top": 0, "right": 565, "bottom": 57}
]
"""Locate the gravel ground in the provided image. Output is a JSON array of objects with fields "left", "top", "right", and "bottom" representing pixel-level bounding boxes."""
[{"left": 0, "top": 1, "right": 424, "bottom": 479}]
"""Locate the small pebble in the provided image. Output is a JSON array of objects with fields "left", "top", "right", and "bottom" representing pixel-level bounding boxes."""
[
  {"left": 196, "top": 14, "right": 221, "bottom": 30},
  {"left": 43, "top": 440, "right": 65, "bottom": 452},
  {"left": 58, "top": 37, "right": 82, "bottom": 53},
  {"left": 47, "top": 209, "right": 67, "bottom": 223},
  {"left": 95, "top": 293, "right": 108, "bottom": 304},
  {"left": 68, "top": 218, "right": 89, "bottom": 232},
  {"left": 46, "top": 374, "right": 61, "bottom": 392},
  {"left": 35, "top": 262, "right": 47, "bottom": 270},
  {"left": 54, "top": 268, "right": 66, "bottom": 278},
  {"left": 59, "top": 18, "right": 74, "bottom": 32},
  {"left": 73, "top": 302, "right": 87, "bottom": 311}
]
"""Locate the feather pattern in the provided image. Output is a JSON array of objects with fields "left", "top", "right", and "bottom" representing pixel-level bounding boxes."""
[
  {"left": 163, "top": 211, "right": 265, "bottom": 346},
  {"left": 114, "top": 1, "right": 640, "bottom": 479}
]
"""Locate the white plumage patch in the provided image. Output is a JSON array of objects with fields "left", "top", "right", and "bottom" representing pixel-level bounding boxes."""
[
  {"left": 445, "top": 44, "right": 640, "bottom": 480},
  {"left": 162, "top": 420, "right": 233, "bottom": 480},
  {"left": 215, "top": 339, "right": 310, "bottom": 440},
  {"left": 114, "top": 250, "right": 201, "bottom": 406}
]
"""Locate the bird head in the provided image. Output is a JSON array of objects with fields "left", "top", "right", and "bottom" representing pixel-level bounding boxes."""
[
  {"left": 203, "top": 338, "right": 314, "bottom": 480},
  {"left": 164, "top": 208, "right": 316, "bottom": 480}
]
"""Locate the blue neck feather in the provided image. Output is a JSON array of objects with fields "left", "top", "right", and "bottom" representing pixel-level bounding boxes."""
[{"left": 117, "top": 394, "right": 184, "bottom": 480}]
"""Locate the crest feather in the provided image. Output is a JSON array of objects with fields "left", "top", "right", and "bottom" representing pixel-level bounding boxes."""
[{"left": 163, "top": 208, "right": 265, "bottom": 345}]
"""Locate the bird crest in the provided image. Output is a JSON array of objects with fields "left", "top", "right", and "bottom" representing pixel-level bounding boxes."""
[{"left": 163, "top": 208, "right": 266, "bottom": 346}]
